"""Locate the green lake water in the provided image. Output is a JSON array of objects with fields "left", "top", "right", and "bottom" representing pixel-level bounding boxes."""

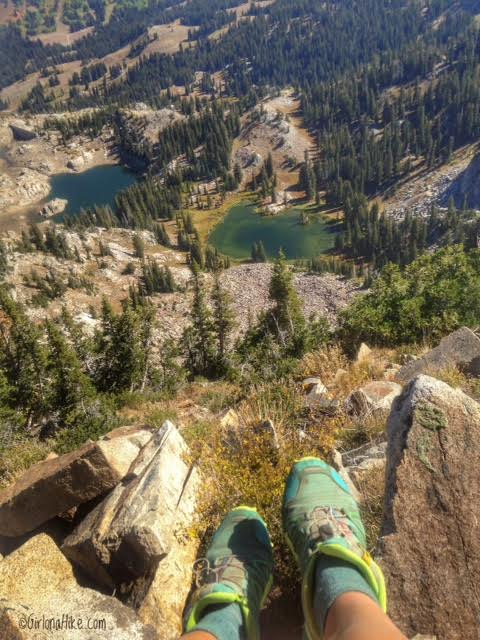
[
  {"left": 49, "top": 164, "right": 137, "bottom": 217},
  {"left": 209, "top": 201, "right": 340, "bottom": 260}
]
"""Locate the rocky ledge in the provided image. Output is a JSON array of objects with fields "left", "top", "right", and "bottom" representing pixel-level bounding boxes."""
[{"left": 0, "top": 421, "right": 199, "bottom": 639}]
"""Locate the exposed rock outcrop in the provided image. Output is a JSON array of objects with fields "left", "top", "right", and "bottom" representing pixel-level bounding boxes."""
[
  {"left": 396, "top": 327, "right": 480, "bottom": 383},
  {"left": 40, "top": 197, "right": 68, "bottom": 218},
  {"left": 62, "top": 421, "right": 199, "bottom": 588},
  {"left": 0, "top": 168, "right": 50, "bottom": 210},
  {"left": 0, "top": 534, "right": 157, "bottom": 639},
  {"left": 9, "top": 120, "right": 37, "bottom": 141},
  {"left": 0, "top": 428, "right": 151, "bottom": 536},
  {"left": 377, "top": 375, "right": 480, "bottom": 639}
]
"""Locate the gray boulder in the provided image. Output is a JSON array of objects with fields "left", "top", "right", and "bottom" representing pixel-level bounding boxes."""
[
  {"left": 377, "top": 375, "right": 480, "bottom": 639},
  {"left": 0, "top": 533, "right": 157, "bottom": 640},
  {"left": 396, "top": 327, "right": 480, "bottom": 383},
  {"left": 62, "top": 421, "right": 199, "bottom": 588},
  {"left": 0, "top": 429, "right": 152, "bottom": 536}
]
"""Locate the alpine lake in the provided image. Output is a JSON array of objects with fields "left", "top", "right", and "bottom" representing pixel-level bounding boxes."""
[
  {"left": 49, "top": 164, "right": 137, "bottom": 218},
  {"left": 49, "top": 167, "right": 338, "bottom": 260},
  {"left": 208, "top": 200, "right": 340, "bottom": 260}
]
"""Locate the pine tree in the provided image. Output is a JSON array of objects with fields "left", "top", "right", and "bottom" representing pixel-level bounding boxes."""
[
  {"left": 265, "top": 152, "right": 273, "bottom": 178},
  {"left": 0, "top": 241, "right": 9, "bottom": 280},
  {"left": 45, "top": 321, "right": 94, "bottom": 426},
  {"left": 95, "top": 299, "right": 155, "bottom": 392},
  {"left": 211, "top": 269, "right": 234, "bottom": 372},
  {"left": 133, "top": 233, "right": 145, "bottom": 259},
  {"left": 182, "top": 264, "right": 216, "bottom": 377},
  {"left": 189, "top": 240, "right": 205, "bottom": 269},
  {"left": 0, "top": 291, "right": 50, "bottom": 425},
  {"left": 268, "top": 249, "right": 305, "bottom": 341},
  {"left": 257, "top": 241, "right": 267, "bottom": 262}
]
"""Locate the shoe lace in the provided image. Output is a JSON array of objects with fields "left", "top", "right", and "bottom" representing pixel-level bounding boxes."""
[
  {"left": 192, "top": 556, "right": 247, "bottom": 590},
  {"left": 305, "top": 506, "right": 364, "bottom": 555}
]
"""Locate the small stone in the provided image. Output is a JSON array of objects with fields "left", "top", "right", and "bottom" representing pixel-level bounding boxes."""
[
  {"left": 355, "top": 343, "right": 372, "bottom": 363},
  {"left": 219, "top": 408, "right": 240, "bottom": 429},
  {"left": 331, "top": 450, "right": 361, "bottom": 502},
  {"left": 346, "top": 381, "right": 402, "bottom": 416},
  {"left": 342, "top": 440, "right": 387, "bottom": 485},
  {"left": 302, "top": 377, "right": 325, "bottom": 393},
  {"left": 305, "top": 382, "right": 329, "bottom": 405},
  {"left": 254, "top": 419, "right": 279, "bottom": 450}
]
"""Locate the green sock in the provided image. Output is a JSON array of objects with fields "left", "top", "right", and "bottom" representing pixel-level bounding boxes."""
[
  {"left": 313, "top": 555, "right": 379, "bottom": 631},
  {"left": 187, "top": 602, "right": 245, "bottom": 640}
]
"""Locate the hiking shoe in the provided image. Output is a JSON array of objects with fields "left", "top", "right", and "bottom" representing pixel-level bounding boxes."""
[
  {"left": 184, "top": 506, "right": 274, "bottom": 640},
  {"left": 282, "top": 457, "right": 386, "bottom": 639}
]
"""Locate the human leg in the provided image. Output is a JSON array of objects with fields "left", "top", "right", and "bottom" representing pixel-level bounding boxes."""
[
  {"left": 323, "top": 591, "right": 406, "bottom": 640},
  {"left": 283, "top": 457, "right": 407, "bottom": 640},
  {"left": 181, "top": 506, "right": 274, "bottom": 640}
]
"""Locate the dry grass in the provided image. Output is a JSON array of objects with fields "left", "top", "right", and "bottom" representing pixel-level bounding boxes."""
[
  {"left": 0, "top": 438, "right": 53, "bottom": 489},
  {"left": 335, "top": 411, "right": 388, "bottom": 452},
  {"left": 188, "top": 379, "right": 339, "bottom": 594},
  {"left": 299, "top": 345, "right": 389, "bottom": 401},
  {"left": 423, "top": 364, "right": 480, "bottom": 401},
  {"left": 424, "top": 364, "right": 468, "bottom": 389}
]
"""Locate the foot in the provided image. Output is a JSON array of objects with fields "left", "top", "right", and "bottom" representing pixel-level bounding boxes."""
[
  {"left": 184, "top": 506, "right": 274, "bottom": 640},
  {"left": 282, "top": 457, "right": 386, "bottom": 639}
]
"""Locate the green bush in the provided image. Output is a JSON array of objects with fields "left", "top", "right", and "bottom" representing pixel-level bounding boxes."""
[{"left": 339, "top": 245, "right": 480, "bottom": 349}]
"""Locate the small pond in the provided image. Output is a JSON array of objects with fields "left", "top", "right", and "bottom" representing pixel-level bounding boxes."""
[{"left": 209, "top": 201, "right": 340, "bottom": 260}]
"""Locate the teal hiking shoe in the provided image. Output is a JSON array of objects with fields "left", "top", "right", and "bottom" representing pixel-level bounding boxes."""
[
  {"left": 282, "top": 457, "right": 386, "bottom": 639},
  {"left": 184, "top": 506, "right": 274, "bottom": 640}
]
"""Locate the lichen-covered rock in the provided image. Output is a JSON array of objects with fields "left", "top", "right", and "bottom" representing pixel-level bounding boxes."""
[
  {"left": 0, "top": 534, "right": 157, "bottom": 640},
  {"left": 377, "top": 375, "right": 480, "bottom": 639}
]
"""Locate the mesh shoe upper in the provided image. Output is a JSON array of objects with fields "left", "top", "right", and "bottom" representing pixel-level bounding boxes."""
[
  {"left": 184, "top": 506, "right": 274, "bottom": 640},
  {"left": 282, "top": 458, "right": 387, "bottom": 640}
]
